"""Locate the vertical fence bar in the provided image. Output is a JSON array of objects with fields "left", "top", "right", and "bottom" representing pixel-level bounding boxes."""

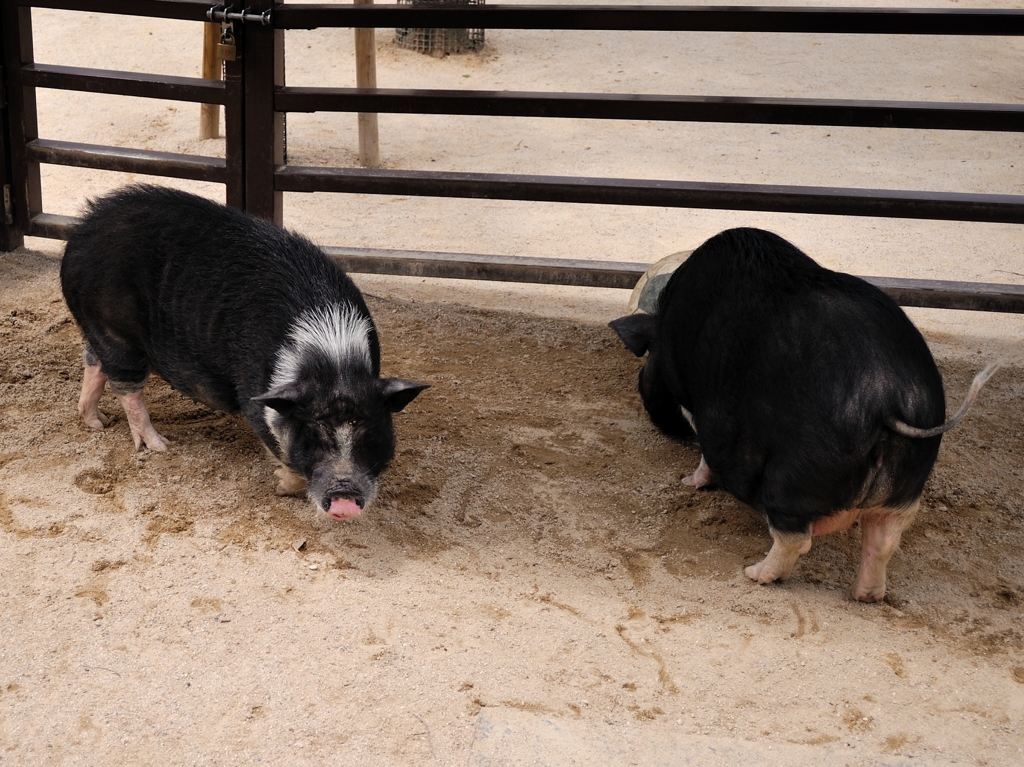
[
  {"left": 0, "top": 3, "right": 22, "bottom": 250},
  {"left": 223, "top": 22, "right": 245, "bottom": 210},
  {"left": 243, "top": 0, "right": 284, "bottom": 223},
  {"left": 0, "top": 0, "right": 39, "bottom": 247}
]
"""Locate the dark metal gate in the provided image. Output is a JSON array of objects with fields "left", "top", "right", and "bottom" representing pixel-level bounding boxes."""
[
  {"left": 0, "top": 0, "right": 246, "bottom": 241},
  {"left": 1, "top": 1, "right": 1023, "bottom": 311}
]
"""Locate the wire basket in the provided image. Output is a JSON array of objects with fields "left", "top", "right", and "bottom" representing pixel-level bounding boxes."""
[{"left": 395, "top": 0, "right": 485, "bottom": 56}]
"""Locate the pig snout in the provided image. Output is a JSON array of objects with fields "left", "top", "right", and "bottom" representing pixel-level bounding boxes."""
[
  {"left": 324, "top": 480, "right": 364, "bottom": 521},
  {"left": 309, "top": 463, "right": 376, "bottom": 522}
]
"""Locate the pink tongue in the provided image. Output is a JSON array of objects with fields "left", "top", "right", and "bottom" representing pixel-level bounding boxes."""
[{"left": 327, "top": 498, "right": 361, "bottom": 521}]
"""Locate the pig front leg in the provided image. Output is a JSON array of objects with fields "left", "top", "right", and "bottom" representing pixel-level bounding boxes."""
[
  {"left": 745, "top": 526, "right": 812, "bottom": 584},
  {"left": 77, "top": 354, "right": 109, "bottom": 430},
  {"left": 852, "top": 500, "right": 920, "bottom": 603},
  {"left": 678, "top": 408, "right": 715, "bottom": 488},
  {"left": 682, "top": 454, "right": 715, "bottom": 488},
  {"left": 636, "top": 356, "right": 696, "bottom": 439},
  {"left": 274, "top": 465, "right": 307, "bottom": 496}
]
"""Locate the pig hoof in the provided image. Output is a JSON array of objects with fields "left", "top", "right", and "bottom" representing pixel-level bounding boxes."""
[
  {"left": 274, "top": 466, "right": 307, "bottom": 496},
  {"left": 82, "top": 410, "right": 109, "bottom": 429},
  {"left": 682, "top": 471, "right": 711, "bottom": 488},
  {"left": 745, "top": 560, "right": 785, "bottom": 585},
  {"left": 852, "top": 583, "right": 886, "bottom": 603},
  {"left": 682, "top": 455, "right": 715, "bottom": 488},
  {"left": 132, "top": 430, "right": 168, "bottom": 452},
  {"left": 148, "top": 436, "right": 169, "bottom": 452}
]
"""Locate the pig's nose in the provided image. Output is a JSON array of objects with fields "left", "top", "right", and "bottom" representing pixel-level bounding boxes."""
[{"left": 325, "top": 479, "right": 364, "bottom": 509}]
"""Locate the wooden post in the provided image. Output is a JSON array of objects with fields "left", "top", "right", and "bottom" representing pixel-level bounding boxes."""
[
  {"left": 200, "top": 23, "right": 221, "bottom": 139},
  {"left": 354, "top": 0, "right": 380, "bottom": 168}
]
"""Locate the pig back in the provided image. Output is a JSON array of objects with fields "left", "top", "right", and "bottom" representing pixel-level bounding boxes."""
[
  {"left": 60, "top": 185, "right": 378, "bottom": 413},
  {"left": 654, "top": 228, "right": 946, "bottom": 521}
]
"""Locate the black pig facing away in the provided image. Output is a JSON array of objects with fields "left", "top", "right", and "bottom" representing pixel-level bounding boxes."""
[
  {"left": 60, "top": 184, "right": 428, "bottom": 522},
  {"left": 610, "top": 227, "right": 998, "bottom": 602}
]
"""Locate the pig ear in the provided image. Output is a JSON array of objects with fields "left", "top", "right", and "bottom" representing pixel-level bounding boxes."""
[
  {"left": 252, "top": 382, "right": 304, "bottom": 416},
  {"left": 380, "top": 378, "right": 430, "bottom": 413},
  {"left": 609, "top": 313, "right": 658, "bottom": 357}
]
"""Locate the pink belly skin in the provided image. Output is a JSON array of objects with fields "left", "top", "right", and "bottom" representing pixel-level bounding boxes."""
[{"left": 811, "top": 507, "right": 862, "bottom": 537}]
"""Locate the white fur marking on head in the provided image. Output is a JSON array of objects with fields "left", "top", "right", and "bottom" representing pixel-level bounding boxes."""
[
  {"left": 269, "top": 303, "right": 373, "bottom": 390},
  {"left": 263, "top": 303, "right": 373, "bottom": 435},
  {"left": 333, "top": 423, "right": 354, "bottom": 465}
]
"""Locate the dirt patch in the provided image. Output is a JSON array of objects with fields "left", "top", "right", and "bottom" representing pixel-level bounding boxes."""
[{"left": 1, "top": 247, "right": 1022, "bottom": 765}]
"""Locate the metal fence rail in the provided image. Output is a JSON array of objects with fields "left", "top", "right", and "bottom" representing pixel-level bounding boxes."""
[
  {"left": 276, "top": 88, "right": 1024, "bottom": 132},
  {"left": 275, "top": 4, "right": 1024, "bottom": 35},
  {"left": 1, "top": 0, "right": 1022, "bottom": 312},
  {"left": 324, "top": 245, "right": 1024, "bottom": 313},
  {"left": 267, "top": 4, "right": 1024, "bottom": 312},
  {"left": 0, "top": 0, "right": 244, "bottom": 244},
  {"left": 276, "top": 168, "right": 1024, "bottom": 225},
  {"left": 267, "top": 6, "right": 1024, "bottom": 228}
]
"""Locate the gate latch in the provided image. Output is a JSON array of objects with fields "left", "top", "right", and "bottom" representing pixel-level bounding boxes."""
[
  {"left": 217, "top": 22, "right": 237, "bottom": 62},
  {"left": 207, "top": 5, "right": 272, "bottom": 25}
]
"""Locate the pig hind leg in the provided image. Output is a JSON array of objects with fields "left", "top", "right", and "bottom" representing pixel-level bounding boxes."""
[
  {"left": 84, "top": 337, "right": 168, "bottom": 452},
  {"left": 108, "top": 380, "right": 169, "bottom": 453},
  {"left": 852, "top": 500, "right": 920, "bottom": 603},
  {"left": 78, "top": 346, "right": 109, "bottom": 429},
  {"left": 745, "top": 526, "right": 813, "bottom": 585}
]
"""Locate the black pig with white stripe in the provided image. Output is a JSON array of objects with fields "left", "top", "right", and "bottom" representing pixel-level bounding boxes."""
[{"left": 61, "top": 185, "right": 428, "bottom": 521}]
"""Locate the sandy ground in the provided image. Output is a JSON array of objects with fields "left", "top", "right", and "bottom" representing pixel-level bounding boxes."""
[{"left": 2, "top": 2, "right": 1024, "bottom": 765}]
